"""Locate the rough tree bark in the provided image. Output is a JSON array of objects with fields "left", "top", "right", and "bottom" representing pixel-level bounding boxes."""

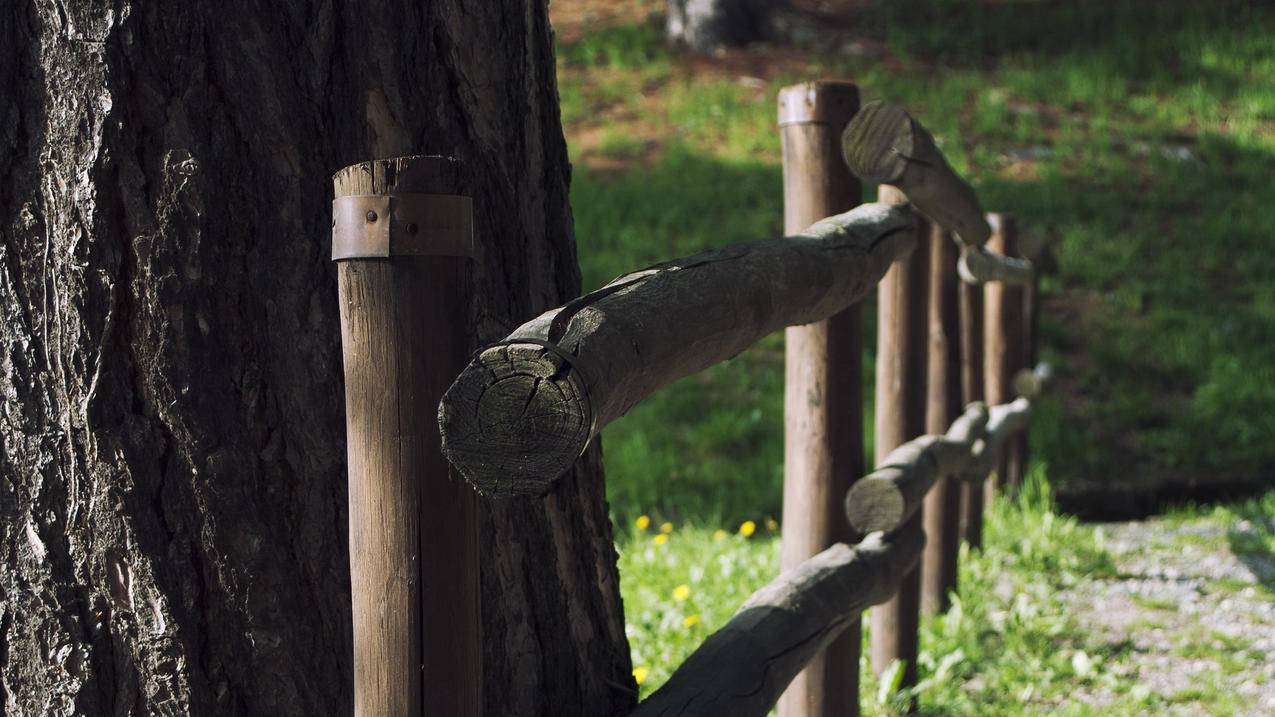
[{"left": 0, "top": 2, "right": 629, "bottom": 716}]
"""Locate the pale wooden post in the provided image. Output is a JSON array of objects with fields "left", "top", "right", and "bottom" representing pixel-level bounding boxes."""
[
  {"left": 920, "top": 225, "right": 962, "bottom": 615},
  {"left": 775, "top": 80, "right": 864, "bottom": 717},
  {"left": 869, "top": 185, "right": 929, "bottom": 694},
  {"left": 334, "top": 156, "right": 481, "bottom": 716},
  {"left": 957, "top": 278, "right": 986, "bottom": 548},
  {"left": 982, "top": 213, "right": 1024, "bottom": 499}
]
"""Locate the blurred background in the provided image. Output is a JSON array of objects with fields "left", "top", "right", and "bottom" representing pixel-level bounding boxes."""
[{"left": 551, "top": 1, "right": 1275, "bottom": 712}]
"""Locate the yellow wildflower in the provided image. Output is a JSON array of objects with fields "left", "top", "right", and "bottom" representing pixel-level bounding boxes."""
[
  {"left": 683, "top": 614, "right": 701, "bottom": 628},
  {"left": 633, "top": 666, "right": 649, "bottom": 685},
  {"left": 659, "top": 521, "right": 674, "bottom": 534},
  {"left": 653, "top": 533, "right": 668, "bottom": 546},
  {"left": 739, "top": 520, "right": 757, "bottom": 537},
  {"left": 713, "top": 529, "right": 728, "bottom": 541},
  {"left": 766, "top": 518, "right": 779, "bottom": 531},
  {"left": 635, "top": 515, "right": 651, "bottom": 531},
  {"left": 672, "top": 584, "right": 691, "bottom": 602}
]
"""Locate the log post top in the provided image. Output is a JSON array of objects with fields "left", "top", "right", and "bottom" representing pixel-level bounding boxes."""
[
  {"left": 841, "top": 101, "right": 1034, "bottom": 286},
  {"left": 777, "top": 80, "right": 859, "bottom": 127}
]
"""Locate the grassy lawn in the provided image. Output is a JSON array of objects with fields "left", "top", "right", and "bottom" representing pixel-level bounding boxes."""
[
  {"left": 550, "top": 0, "right": 1275, "bottom": 713},
  {"left": 559, "top": 0, "right": 1275, "bottom": 521},
  {"left": 619, "top": 476, "right": 1275, "bottom": 715}
]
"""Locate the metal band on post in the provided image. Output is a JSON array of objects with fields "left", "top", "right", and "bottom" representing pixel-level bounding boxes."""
[{"left": 332, "top": 193, "right": 474, "bottom": 260}]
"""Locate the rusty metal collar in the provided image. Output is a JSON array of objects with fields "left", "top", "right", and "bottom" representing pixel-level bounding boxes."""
[{"left": 331, "top": 193, "right": 473, "bottom": 260}]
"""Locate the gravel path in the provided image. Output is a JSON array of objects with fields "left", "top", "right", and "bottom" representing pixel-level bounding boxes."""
[{"left": 1063, "top": 516, "right": 1275, "bottom": 715}]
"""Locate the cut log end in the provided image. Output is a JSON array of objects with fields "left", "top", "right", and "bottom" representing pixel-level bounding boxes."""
[
  {"left": 438, "top": 343, "right": 592, "bottom": 497},
  {"left": 844, "top": 474, "right": 906, "bottom": 534},
  {"left": 958, "top": 245, "right": 1034, "bottom": 286},
  {"left": 841, "top": 100, "right": 914, "bottom": 186}
]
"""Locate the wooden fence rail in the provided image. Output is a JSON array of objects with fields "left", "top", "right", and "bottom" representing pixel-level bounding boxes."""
[
  {"left": 439, "top": 203, "right": 917, "bottom": 496},
  {"left": 417, "top": 92, "right": 1049, "bottom": 716},
  {"left": 630, "top": 530, "right": 924, "bottom": 717},
  {"left": 628, "top": 383, "right": 1046, "bottom": 717}
]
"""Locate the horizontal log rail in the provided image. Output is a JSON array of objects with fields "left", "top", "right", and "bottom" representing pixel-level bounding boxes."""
[
  {"left": 629, "top": 530, "right": 924, "bottom": 717},
  {"left": 627, "top": 362, "right": 1051, "bottom": 715},
  {"left": 841, "top": 101, "right": 1033, "bottom": 286},
  {"left": 845, "top": 364, "right": 1051, "bottom": 535},
  {"left": 439, "top": 203, "right": 917, "bottom": 496}
]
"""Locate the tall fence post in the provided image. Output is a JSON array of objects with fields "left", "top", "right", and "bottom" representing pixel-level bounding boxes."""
[
  {"left": 920, "top": 226, "right": 962, "bottom": 615},
  {"left": 982, "top": 213, "right": 1024, "bottom": 499},
  {"left": 957, "top": 276, "right": 986, "bottom": 548},
  {"left": 869, "top": 185, "right": 929, "bottom": 694},
  {"left": 334, "top": 156, "right": 481, "bottom": 716},
  {"left": 776, "top": 80, "right": 864, "bottom": 717}
]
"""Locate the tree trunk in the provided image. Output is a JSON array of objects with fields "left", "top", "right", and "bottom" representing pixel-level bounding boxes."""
[{"left": 0, "top": 2, "right": 630, "bottom": 716}]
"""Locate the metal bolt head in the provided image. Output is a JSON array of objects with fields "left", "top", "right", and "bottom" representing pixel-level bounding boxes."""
[
  {"left": 366, "top": 210, "right": 378, "bottom": 223},
  {"left": 406, "top": 222, "right": 419, "bottom": 236}
]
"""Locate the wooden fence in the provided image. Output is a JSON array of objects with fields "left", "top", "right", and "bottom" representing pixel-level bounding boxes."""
[{"left": 337, "top": 80, "right": 1051, "bottom": 716}]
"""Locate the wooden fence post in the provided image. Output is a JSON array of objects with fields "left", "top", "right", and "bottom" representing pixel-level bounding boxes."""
[
  {"left": 982, "top": 213, "right": 1024, "bottom": 499},
  {"left": 869, "top": 185, "right": 929, "bottom": 694},
  {"left": 957, "top": 277, "right": 986, "bottom": 548},
  {"left": 776, "top": 80, "right": 864, "bottom": 717},
  {"left": 920, "top": 225, "right": 962, "bottom": 615},
  {"left": 334, "top": 156, "right": 481, "bottom": 716}
]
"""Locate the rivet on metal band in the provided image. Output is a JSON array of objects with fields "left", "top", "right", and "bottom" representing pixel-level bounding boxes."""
[{"left": 331, "top": 193, "right": 474, "bottom": 260}]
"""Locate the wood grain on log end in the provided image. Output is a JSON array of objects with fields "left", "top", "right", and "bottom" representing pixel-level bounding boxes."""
[
  {"left": 439, "top": 342, "right": 592, "bottom": 497},
  {"left": 844, "top": 471, "right": 907, "bottom": 533},
  {"left": 840, "top": 100, "right": 914, "bottom": 185}
]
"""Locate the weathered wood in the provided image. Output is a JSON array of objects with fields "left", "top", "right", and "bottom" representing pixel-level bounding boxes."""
[
  {"left": 0, "top": 3, "right": 633, "bottom": 713},
  {"left": 958, "top": 279, "right": 987, "bottom": 547},
  {"left": 840, "top": 101, "right": 1032, "bottom": 285},
  {"left": 869, "top": 185, "right": 928, "bottom": 692},
  {"left": 776, "top": 80, "right": 865, "bottom": 717},
  {"left": 983, "top": 214, "right": 1026, "bottom": 497},
  {"left": 921, "top": 224, "right": 964, "bottom": 615},
  {"left": 630, "top": 530, "right": 925, "bottom": 717},
  {"left": 958, "top": 399, "right": 1034, "bottom": 483},
  {"left": 335, "top": 157, "right": 481, "bottom": 716},
  {"left": 439, "top": 203, "right": 917, "bottom": 496},
  {"left": 845, "top": 404, "right": 988, "bottom": 534}
]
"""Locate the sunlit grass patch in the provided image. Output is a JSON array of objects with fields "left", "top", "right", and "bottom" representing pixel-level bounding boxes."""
[{"left": 618, "top": 521, "right": 781, "bottom": 698}]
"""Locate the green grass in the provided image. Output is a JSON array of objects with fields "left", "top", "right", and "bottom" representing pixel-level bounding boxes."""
[
  {"left": 556, "top": 2, "right": 1275, "bottom": 714},
  {"left": 561, "top": 0, "right": 1275, "bottom": 516},
  {"left": 618, "top": 472, "right": 1210, "bottom": 715},
  {"left": 619, "top": 473, "right": 1273, "bottom": 714}
]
